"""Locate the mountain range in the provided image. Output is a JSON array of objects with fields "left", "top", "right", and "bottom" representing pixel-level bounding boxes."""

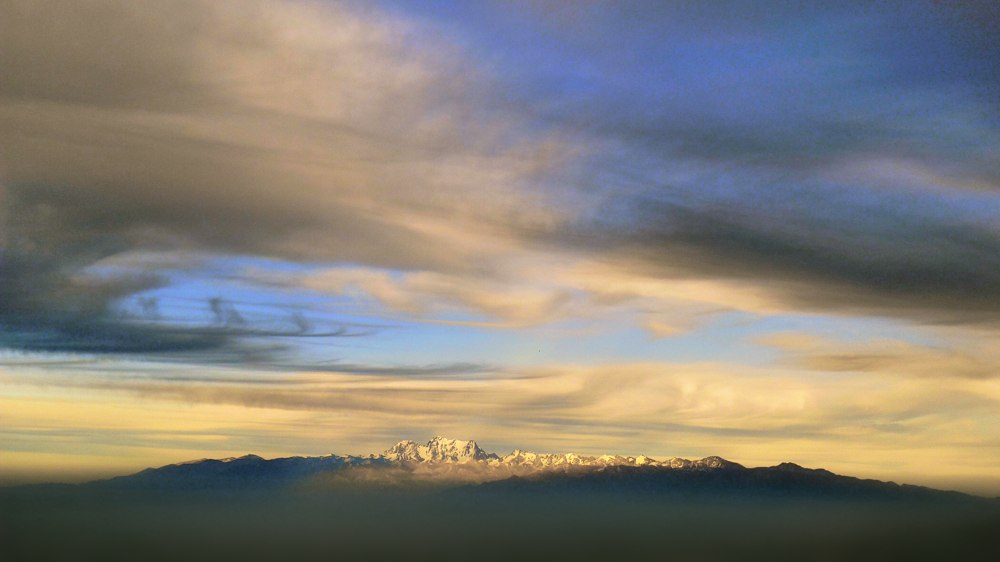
[
  {"left": 5, "top": 437, "right": 998, "bottom": 562},
  {"left": 80, "top": 436, "right": 981, "bottom": 504}
]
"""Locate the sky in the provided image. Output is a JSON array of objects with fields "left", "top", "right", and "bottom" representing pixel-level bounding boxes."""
[{"left": 1, "top": 0, "right": 999, "bottom": 495}]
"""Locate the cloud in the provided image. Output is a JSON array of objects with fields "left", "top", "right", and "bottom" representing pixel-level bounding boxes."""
[
  {"left": 0, "top": 0, "right": 572, "bottom": 355},
  {"left": 7, "top": 359, "right": 995, "bottom": 442},
  {"left": 528, "top": 0, "right": 1000, "bottom": 173},
  {"left": 501, "top": 0, "right": 1000, "bottom": 326},
  {"left": 247, "top": 254, "right": 729, "bottom": 335},
  {"left": 587, "top": 185, "right": 1000, "bottom": 325},
  {"left": 2, "top": 0, "right": 999, "bottom": 357},
  {"left": 276, "top": 265, "right": 574, "bottom": 327},
  {"left": 4, "top": 359, "right": 999, "bottom": 491},
  {"left": 758, "top": 331, "right": 1000, "bottom": 379}
]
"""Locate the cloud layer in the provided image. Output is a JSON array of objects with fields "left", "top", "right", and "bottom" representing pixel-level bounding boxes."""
[
  {"left": 522, "top": 0, "right": 1000, "bottom": 326},
  {"left": 0, "top": 0, "right": 570, "bottom": 354},
  {"left": 2, "top": 0, "right": 1000, "bottom": 358},
  {"left": 4, "top": 358, "right": 999, "bottom": 493}
]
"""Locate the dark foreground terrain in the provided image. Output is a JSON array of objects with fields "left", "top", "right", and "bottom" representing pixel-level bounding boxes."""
[{"left": 2, "top": 479, "right": 998, "bottom": 562}]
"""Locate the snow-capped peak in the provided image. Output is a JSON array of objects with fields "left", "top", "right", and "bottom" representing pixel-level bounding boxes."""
[
  {"left": 379, "top": 436, "right": 742, "bottom": 475},
  {"left": 693, "top": 456, "right": 742, "bottom": 470},
  {"left": 382, "top": 436, "right": 498, "bottom": 464}
]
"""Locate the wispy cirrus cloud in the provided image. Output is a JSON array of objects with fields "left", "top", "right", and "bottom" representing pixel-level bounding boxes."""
[{"left": 758, "top": 331, "right": 1000, "bottom": 379}]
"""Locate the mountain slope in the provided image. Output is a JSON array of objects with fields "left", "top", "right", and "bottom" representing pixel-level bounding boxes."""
[
  {"left": 453, "top": 462, "right": 976, "bottom": 504},
  {"left": 5, "top": 437, "right": 998, "bottom": 562},
  {"left": 96, "top": 454, "right": 389, "bottom": 490},
  {"left": 69, "top": 436, "right": 988, "bottom": 504},
  {"left": 87, "top": 436, "right": 754, "bottom": 491}
]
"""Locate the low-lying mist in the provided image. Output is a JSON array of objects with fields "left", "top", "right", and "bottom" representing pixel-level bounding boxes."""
[{"left": 3, "top": 482, "right": 998, "bottom": 562}]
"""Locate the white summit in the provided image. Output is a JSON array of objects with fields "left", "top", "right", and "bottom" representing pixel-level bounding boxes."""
[
  {"left": 376, "top": 436, "right": 740, "bottom": 474},
  {"left": 382, "top": 436, "right": 499, "bottom": 464},
  {"left": 145, "top": 436, "right": 745, "bottom": 488}
]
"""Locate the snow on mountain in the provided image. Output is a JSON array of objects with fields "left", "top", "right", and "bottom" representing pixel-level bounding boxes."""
[
  {"left": 382, "top": 436, "right": 500, "bottom": 464},
  {"left": 694, "top": 456, "right": 743, "bottom": 470},
  {"left": 156, "top": 437, "right": 741, "bottom": 475},
  {"left": 380, "top": 437, "right": 740, "bottom": 473},
  {"left": 88, "top": 437, "right": 988, "bottom": 507},
  {"left": 499, "top": 450, "right": 636, "bottom": 469},
  {"left": 120, "top": 437, "right": 745, "bottom": 489}
]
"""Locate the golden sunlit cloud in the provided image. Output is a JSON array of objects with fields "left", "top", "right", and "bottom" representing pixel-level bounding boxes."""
[{"left": 3, "top": 358, "right": 998, "bottom": 494}]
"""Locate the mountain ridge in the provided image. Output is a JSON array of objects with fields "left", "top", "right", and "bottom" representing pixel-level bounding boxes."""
[
  {"left": 28, "top": 436, "right": 976, "bottom": 505},
  {"left": 0, "top": 436, "right": 986, "bottom": 506},
  {"left": 134, "top": 435, "right": 752, "bottom": 476}
]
